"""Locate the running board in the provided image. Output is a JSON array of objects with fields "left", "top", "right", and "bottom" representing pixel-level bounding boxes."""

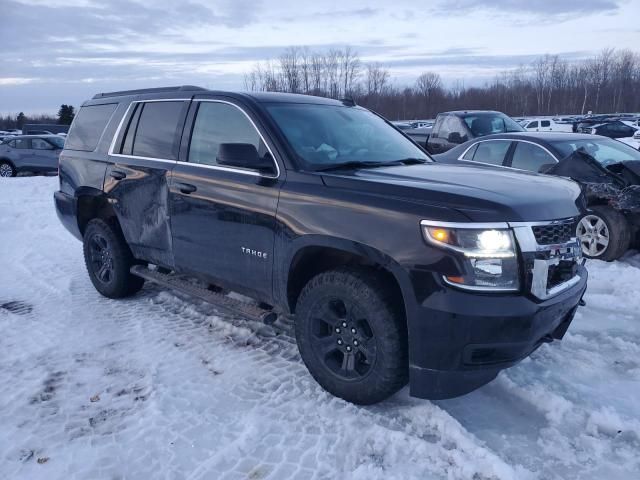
[{"left": 130, "top": 265, "right": 278, "bottom": 324}]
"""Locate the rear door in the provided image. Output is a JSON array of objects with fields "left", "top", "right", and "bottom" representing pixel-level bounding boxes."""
[
  {"left": 30, "top": 137, "right": 59, "bottom": 170},
  {"left": 169, "top": 97, "right": 283, "bottom": 302},
  {"left": 8, "top": 138, "right": 34, "bottom": 169},
  {"left": 104, "top": 99, "right": 189, "bottom": 267}
]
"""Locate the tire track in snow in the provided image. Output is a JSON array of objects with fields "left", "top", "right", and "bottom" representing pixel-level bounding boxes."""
[{"left": 2, "top": 177, "right": 640, "bottom": 480}]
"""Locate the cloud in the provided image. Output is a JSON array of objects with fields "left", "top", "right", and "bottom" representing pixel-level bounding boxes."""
[
  {"left": 434, "top": 0, "right": 621, "bottom": 19},
  {"left": 0, "top": 77, "right": 39, "bottom": 86},
  {"left": 280, "top": 7, "right": 379, "bottom": 22}
]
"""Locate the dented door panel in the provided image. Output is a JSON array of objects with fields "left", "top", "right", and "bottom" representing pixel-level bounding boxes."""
[{"left": 103, "top": 157, "right": 176, "bottom": 266}]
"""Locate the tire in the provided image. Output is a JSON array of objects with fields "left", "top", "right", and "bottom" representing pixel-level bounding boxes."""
[
  {"left": 0, "top": 161, "right": 16, "bottom": 177},
  {"left": 576, "top": 205, "right": 631, "bottom": 261},
  {"left": 83, "top": 218, "right": 144, "bottom": 298},
  {"left": 295, "top": 267, "right": 408, "bottom": 405}
]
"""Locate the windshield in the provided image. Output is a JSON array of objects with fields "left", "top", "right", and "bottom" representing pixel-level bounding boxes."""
[
  {"left": 551, "top": 138, "right": 640, "bottom": 166},
  {"left": 265, "top": 104, "right": 430, "bottom": 170},
  {"left": 48, "top": 136, "right": 65, "bottom": 148},
  {"left": 462, "top": 113, "right": 524, "bottom": 137}
]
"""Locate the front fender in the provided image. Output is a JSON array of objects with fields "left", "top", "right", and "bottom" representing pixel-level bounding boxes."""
[{"left": 274, "top": 233, "right": 415, "bottom": 317}]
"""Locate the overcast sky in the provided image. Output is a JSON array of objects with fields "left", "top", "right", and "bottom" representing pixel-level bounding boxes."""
[{"left": 1, "top": 0, "right": 638, "bottom": 113}]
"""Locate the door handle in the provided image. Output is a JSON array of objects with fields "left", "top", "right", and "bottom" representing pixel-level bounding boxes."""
[
  {"left": 110, "top": 170, "right": 127, "bottom": 180},
  {"left": 176, "top": 182, "right": 197, "bottom": 194}
]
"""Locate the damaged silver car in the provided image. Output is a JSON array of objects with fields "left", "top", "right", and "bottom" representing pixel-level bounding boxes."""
[{"left": 433, "top": 132, "right": 640, "bottom": 261}]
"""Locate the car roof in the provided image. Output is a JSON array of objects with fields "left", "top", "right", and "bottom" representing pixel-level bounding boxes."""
[
  {"left": 443, "top": 110, "right": 503, "bottom": 116},
  {"left": 5, "top": 134, "right": 61, "bottom": 139},
  {"left": 465, "top": 132, "right": 596, "bottom": 142},
  {"left": 434, "top": 131, "right": 619, "bottom": 162},
  {"left": 86, "top": 85, "right": 345, "bottom": 107}
]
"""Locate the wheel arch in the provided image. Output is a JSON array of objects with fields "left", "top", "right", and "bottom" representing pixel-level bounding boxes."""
[
  {"left": 0, "top": 157, "right": 16, "bottom": 170},
  {"left": 284, "top": 236, "right": 412, "bottom": 319},
  {"left": 75, "top": 188, "right": 120, "bottom": 236}
]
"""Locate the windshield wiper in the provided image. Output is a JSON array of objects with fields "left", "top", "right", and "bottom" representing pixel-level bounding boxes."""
[
  {"left": 315, "top": 158, "right": 427, "bottom": 172},
  {"left": 394, "top": 157, "right": 429, "bottom": 165}
]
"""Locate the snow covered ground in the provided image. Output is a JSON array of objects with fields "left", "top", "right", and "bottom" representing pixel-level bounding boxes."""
[{"left": 1, "top": 176, "right": 639, "bottom": 480}]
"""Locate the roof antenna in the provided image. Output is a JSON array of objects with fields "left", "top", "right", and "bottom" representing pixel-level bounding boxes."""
[{"left": 341, "top": 96, "right": 356, "bottom": 107}]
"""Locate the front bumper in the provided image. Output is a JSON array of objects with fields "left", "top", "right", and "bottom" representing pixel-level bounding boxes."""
[{"left": 407, "top": 268, "right": 587, "bottom": 399}]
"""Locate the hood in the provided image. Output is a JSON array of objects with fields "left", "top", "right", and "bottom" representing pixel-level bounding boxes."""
[{"left": 321, "top": 163, "right": 583, "bottom": 222}]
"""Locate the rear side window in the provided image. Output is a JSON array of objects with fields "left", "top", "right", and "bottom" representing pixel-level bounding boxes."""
[
  {"left": 32, "top": 138, "right": 54, "bottom": 150},
  {"left": 461, "top": 143, "right": 478, "bottom": 160},
  {"left": 541, "top": 120, "right": 551, "bottom": 127},
  {"left": 65, "top": 103, "right": 117, "bottom": 151},
  {"left": 470, "top": 140, "right": 511, "bottom": 165},
  {"left": 511, "top": 142, "right": 556, "bottom": 172},
  {"left": 12, "top": 138, "right": 30, "bottom": 149},
  {"left": 432, "top": 116, "right": 446, "bottom": 139},
  {"left": 123, "top": 101, "right": 185, "bottom": 160}
]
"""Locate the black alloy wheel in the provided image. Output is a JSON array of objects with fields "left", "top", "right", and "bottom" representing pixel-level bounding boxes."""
[{"left": 309, "top": 297, "right": 377, "bottom": 380}]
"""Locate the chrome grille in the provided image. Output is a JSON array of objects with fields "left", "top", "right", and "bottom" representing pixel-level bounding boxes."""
[
  {"left": 510, "top": 218, "right": 582, "bottom": 300},
  {"left": 531, "top": 221, "right": 574, "bottom": 245}
]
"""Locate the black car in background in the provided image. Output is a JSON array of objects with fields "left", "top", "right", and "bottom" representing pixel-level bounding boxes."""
[
  {"left": 434, "top": 132, "right": 640, "bottom": 261},
  {"left": 426, "top": 110, "right": 524, "bottom": 154},
  {"left": 579, "top": 120, "right": 637, "bottom": 139}
]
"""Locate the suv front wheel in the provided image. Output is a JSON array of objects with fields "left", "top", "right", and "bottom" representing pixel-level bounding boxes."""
[
  {"left": 83, "top": 218, "right": 144, "bottom": 298},
  {"left": 295, "top": 267, "right": 408, "bottom": 405}
]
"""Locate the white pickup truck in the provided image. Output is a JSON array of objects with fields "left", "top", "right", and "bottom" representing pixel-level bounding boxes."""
[{"left": 520, "top": 118, "right": 573, "bottom": 133}]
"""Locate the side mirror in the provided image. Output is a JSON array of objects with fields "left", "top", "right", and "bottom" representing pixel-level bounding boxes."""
[
  {"left": 217, "top": 143, "right": 275, "bottom": 174},
  {"left": 538, "top": 163, "right": 555, "bottom": 173},
  {"left": 447, "top": 132, "right": 463, "bottom": 144}
]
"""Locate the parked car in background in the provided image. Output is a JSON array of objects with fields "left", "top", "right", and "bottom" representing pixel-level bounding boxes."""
[
  {"left": 404, "top": 125, "right": 433, "bottom": 148},
  {"left": 391, "top": 121, "right": 414, "bottom": 130},
  {"left": 576, "top": 116, "right": 621, "bottom": 133},
  {"left": 579, "top": 120, "right": 637, "bottom": 140},
  {"left": 434, "top": 132, "right": 640, "bottom": 261},
  {"left": 426, "top": 110, "right": 524, "bottom": 154},
  {"left": 22, "top": 123, "right": 70, "bottom": 135},
  {"left": 0, "top": 135, "right": 64, "bottom": 177},
  {"left": 410, "top": 121, "right": 433, "bottom": 129},
  {"left": 521, "top": 118, "right": 573, "bottom": 133}
]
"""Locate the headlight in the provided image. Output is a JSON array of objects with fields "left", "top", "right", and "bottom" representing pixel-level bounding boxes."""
[{"left": 421, "top": 221, "right": 520, "bottom": 291}]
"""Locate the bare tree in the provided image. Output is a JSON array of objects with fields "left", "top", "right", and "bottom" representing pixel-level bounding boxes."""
[
  {"left": 365, "top": 63, "right": 389, "bottom": 96},
  {"left": 241, "top": 46, "right": 640, "bottom": 121}
]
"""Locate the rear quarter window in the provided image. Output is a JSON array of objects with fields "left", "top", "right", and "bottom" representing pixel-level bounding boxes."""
[
  {"left": 126, "top": 101, "right": 186, "bottom": 160},
  {"left": 65, "top": 103, "right": 118, "bottom": 151}
]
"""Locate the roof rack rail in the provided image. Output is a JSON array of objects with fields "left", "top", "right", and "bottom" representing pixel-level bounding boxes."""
[{"left": 92, "top": 85, "right": 207, "bottom": 99}]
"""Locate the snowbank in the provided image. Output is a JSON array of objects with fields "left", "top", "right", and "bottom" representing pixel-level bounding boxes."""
[{"left": 1, "top": 177, "right": 638, "bottom": 479}]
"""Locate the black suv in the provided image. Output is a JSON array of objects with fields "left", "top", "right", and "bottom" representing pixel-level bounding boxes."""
[
  {"left": 426, "top": 110, "right": 524, "bottom": 154},
  {"left": 55, "top": 86, "right": 587, "bottom": 404}
]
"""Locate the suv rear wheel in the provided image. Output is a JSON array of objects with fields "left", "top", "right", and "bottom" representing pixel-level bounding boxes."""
[
  {"left": 577, "top": 206, "right": 630, "bottom": 261},
  {"left": 83, "top": 218, "right": 144, "bottom": 298},
  {"left": 0, "top": 161, "right": 16, "bottom": 177},
  {"left": 295, "top": 267, "right": 408, "bottom": 404}
]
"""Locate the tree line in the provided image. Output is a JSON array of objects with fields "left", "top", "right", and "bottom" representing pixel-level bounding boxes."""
[
  {"left": 0, "top": 104, "right": 75, "bottom": 130},
  {"left": 244, "top": 47, "right": 640, "bottom": 120}
]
